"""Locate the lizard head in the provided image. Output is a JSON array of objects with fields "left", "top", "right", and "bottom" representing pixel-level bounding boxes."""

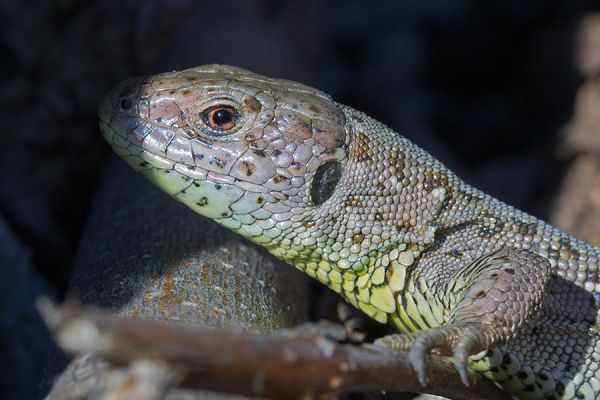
[
  {"left": 101, "top": 64, "right": 448, "bottom": 310},
  {"left": 99, "top": 64, "right": 350, "bottom": 252}
]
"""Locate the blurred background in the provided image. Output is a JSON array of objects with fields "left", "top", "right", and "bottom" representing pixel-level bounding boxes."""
[{"left": 2, "top": 0, "right": 600, "bottom": 398}]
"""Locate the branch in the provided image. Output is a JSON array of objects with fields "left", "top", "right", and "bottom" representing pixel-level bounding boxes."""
[{"left": 39, "top": 299, "right": 509, "bottom": 400}]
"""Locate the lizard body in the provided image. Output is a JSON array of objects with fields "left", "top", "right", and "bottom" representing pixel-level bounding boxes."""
[{"left": 99, "top": 65, "right": 600, "bottom": 399}]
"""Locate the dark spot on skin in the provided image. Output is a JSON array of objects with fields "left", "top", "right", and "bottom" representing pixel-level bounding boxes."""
[
  {"left": 256, "top": 197, "right": 264, "bottom": 204},
  {"left": 389, "top": 149, "right": 406, "bottom": 177},
  {"left": 353, "top": 234, "right": 363, "bottom": 244},
  {"left": 196, "top": 197, "right": 208, "bottom": 207},
  {"left": 504, "top": 268, "right": 515, "bottom": 274},
  {"left": 215, "top": 184, "right": 222, "bottom": 190},
  {"left": 490, "top": 273, "right": 499, "bottom": 278},
  {"left": 139, "top": 162, "right": 148, "bottom": 167},
  {"left": 273, "top": 149, "right": 281, "bottom": 157},
  {"left": 480, "top": 225, "right": 495, "bottom": 237},
  {"left": 169, "top": 90, "right": 175, "bottom": 95},
  {"left": 570, "top": 248, "right": 580, "bottom": 258},
  {"left": 209, "top": 156, "right": 225, "bottom": 168},
  {"left": 576, "top": 391, "right": 585, "bottom": 399},
  {"left": 394, "top": 221, "right": 414, "bottom": 234},
  {"left": 343, "top": 196, "right": 362, "bottom": 208},
  {"left": 495, "top": 221, "right": 505, "bottom": 233},
  {"left": 449, "top": 249, "right": 462, "bottom": 258},
  {"left": 245, "top": 133, "right": 255, "bottom": 141},
  {"left": 474, "top": 290, "right": 485, "bottom": 299},
  {"left": 458, "top": 189, "right": 484, "bottom": 204},
  {"left": 502, "top": 354, "right": 511, "bottom": 364},
  {"left": 538, "top": 372, "right": 548, "bottom": 381},
  {"left": 354, "top": 133, "right": 373, "bottom": 162},
  {"left": 252, "top": 150, "right": 266, "bottom": 157},
  {"left": 181, "top": 89, "right": 191, "bottom": 96},
  {"left": 303, "top": 221, "right": 316, "bottom": 228},
  {"left": 290, "top": 162, "right": 301, "bottom": 170},
  {"left": 193, "top": 182, "right": 200, "bottom": 187},
  {"left": 273, "top": 175, "right": 290, "bottom": 184},
  {"left": 193, "top": 152, "right": 204, "bottom": 160},
  {"left": 374, "top": 213, "right": 384, "bottom": 222},
  {"left": 243, "top": 96, "right": 262, "bottom": 112},
  {"left": 164, "top": 170, "right": 171, "bottom": 174},
  {"left": 156, "top": 117, "right": 163, "bottom": 123},
  {"left": 241, "top": 160, "right": 254, "bottom": 176},
  {"left": 221, "top": 212, "right": 229, "bottom": 217}
]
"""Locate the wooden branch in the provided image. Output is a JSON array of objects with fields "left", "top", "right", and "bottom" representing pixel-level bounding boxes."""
[{"left": 39, "top": 299, "right": 509, "bottom": 400}]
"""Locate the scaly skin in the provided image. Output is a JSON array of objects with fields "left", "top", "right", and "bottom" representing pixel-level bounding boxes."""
[{"left": 99, "top": 65, "right": 600, "bottom": 400}]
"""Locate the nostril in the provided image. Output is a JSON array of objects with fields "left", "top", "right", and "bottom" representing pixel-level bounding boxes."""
[{"left": 119, "top": 96, "right": 133, "bottom": 110}]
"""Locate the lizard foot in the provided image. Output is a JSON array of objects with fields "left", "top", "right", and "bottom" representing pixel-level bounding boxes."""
[
  {"left": 374, "top": 322, "right": 500, "bottom": 386},
  {"left": 375, "top": 248, "right": 554, "bottom": 386}
]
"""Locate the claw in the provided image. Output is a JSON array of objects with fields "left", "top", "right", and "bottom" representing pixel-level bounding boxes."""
[
  {"left": 453, "top": 328, "right": 486, "bottom": 386},
  {"left": 453, "top": 352, "right": 470, "bottom": 386},
  {"left": 408, "top": 341, "right": 428, "bottom": 385}
]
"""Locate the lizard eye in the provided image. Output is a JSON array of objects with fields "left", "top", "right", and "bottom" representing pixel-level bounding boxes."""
[
  {"left": 201, "top": 105, "right": 238, "bottom": 132},
  {"left": 311, "top": 161, "right": 343, "bottom": 206}
]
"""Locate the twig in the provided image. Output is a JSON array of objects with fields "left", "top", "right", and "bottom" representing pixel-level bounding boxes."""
[{"left": 39, "top": 299, "right": 509, "bottom": 400}]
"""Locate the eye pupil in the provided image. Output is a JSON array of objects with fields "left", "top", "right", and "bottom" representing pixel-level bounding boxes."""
[
  {"left": 203, "top": 105, "right": 238, "bottom": 132},
  {"left": 213, "top": 109, "right": 233, "bottom": 125}
]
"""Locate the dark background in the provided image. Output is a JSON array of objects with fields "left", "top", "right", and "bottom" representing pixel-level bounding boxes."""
[{"left": 2, "top": 0, "right": 599, "bottom": 398}]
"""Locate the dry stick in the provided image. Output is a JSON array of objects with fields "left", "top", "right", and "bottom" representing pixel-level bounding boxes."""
[{"left": 40, "top": 300, "right": 509, "bottom": 400}]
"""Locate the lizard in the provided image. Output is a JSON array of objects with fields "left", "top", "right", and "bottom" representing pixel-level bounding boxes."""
[{"left": 99, "top": 64, "right": 600, "bottom": 400}]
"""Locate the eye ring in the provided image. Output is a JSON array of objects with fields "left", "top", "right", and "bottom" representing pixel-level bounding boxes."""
[{"left": 202, "top": 105, "right": 238, "bottom": 132}]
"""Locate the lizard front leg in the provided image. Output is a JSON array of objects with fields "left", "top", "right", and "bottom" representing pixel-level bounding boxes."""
[{"left": 375, "top": 248, "right": 554, "bottom": 385}]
